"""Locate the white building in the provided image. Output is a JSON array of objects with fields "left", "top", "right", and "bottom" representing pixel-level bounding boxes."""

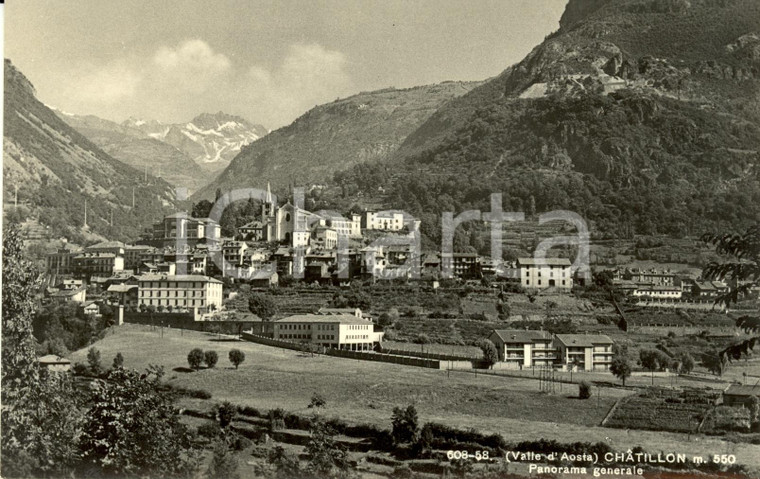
[
  {"left": 273, "top": 314, "right": 383, "bottom": 350},
  {"left": 554, "top": 334, "right": 614, "bottom": 372},
  {"left": 488, "top": 330, "right": 556, "bottom": 368},
  {"left": 633, "top": 285, "right": 683, "bottom": 299},
  {"left": 363, "top": 211, "right": 405, "bottom": 231},
  {"left": 137, "top": 274, "right": 223, "bottom": 311},
  {"left": 517, "top": 257, "right": 572, "bottom": 290}
]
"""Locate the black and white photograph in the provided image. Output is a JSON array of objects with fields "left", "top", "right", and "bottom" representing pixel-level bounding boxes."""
[{"left": 3, "top": 1, "right": 760, "bottom": 478}]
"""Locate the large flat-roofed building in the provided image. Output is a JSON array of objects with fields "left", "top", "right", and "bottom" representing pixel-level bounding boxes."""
[
  {"left": 137, "top": 274, "right": 223, "bottom": 311},
  {"left": 488, "top": 329, "right": 556, "bottom": 368},
  {"left": 273, "top": 314, "right": 384, "bottom": 350},
  {"left": 46, "top": 245, "right": 83, "bottom": 275},
  {"left": 554, "top": 334, "right": 614, "bottom": 371},
  {"left": 517, "top": 257, "right": 572, "bottom": 290}
]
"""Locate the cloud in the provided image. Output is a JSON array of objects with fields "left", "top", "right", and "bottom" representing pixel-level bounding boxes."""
[
  {"left": 50, "top": 39, "right": 353, "bottom": 128},
  {"left": 241, "top": 43, "right": 352, "bottom": 124}
]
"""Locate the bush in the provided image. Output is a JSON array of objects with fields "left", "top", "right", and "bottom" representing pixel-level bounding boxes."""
[
  {"left": 308, "top": 392, "right": 326, "bottom": 409},
  {"left": 391, "top": 405, "right": 419, "bottom": 445},
  {"left": 579, "top": 381, "right": 592, "bottom": 399},
  {"left": 187, "top": 348, "right": 204, "bottom": 370},
  {"left": 197, "top": 422, "right": 222, "bottom": 439},
  {"left": 237, "top": 406, "right": 262, "bottom": 418},
  {"left": 204, "top": 350, "right": 219, "bottom": 368},
  {"left": 217, "top": 401, "right": 236, "bottom": 428}
]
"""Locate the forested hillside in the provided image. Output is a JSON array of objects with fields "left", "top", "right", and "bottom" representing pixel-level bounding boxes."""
[
  {"left": 3, "top": 59, "right": 175, "bottom": 243},
  {"left": 331, "top": 0, "right": 760, "bottom": 246}
]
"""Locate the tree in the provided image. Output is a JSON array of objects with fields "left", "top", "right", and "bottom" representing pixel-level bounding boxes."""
[
  {"left": 675, "top": 352, "right": 694, "bottom": 374},
  {"left": 188, "top": 348, "right": 205, "bottom": 370},
  {"left": 79, "top": 366, "right": 198, "bottom": 477},
  {"left": 2, "top": 224, "right": 42, "bottom": 392},
  {"left": 701, "top": 225, "right": 760, "bottom": 366},
  {"left": 206, "top": 439, "right": 239, "bottom": 479},
  {"left": 87, "top": 347, "right": 102, "bottom": 376},
  {"left": 248, "top": 293, "right": 278, "bottom": 321},
  {"left": 639, "top": 349, "right": 669, "bottom": 384},
  {"left": 305, "top": 419, "right": 350, "bottom": 476},
  {"left": 229, "top": 349, "right": 245, "bottom": 369},
  {"left": 204, "top": 350, "right": 219, "bottom": 368},
  {"left": 112, "top": 352, "right": 124, "bottom": 369},
  {"left": 479, "top": 339, "right": 499, "bottom": 369},
  {"left": 391, "top": 405, "right": 419, "bottom": 445},
  {"left": 610, "top": 355, "right": 632, "bottom": 386}
]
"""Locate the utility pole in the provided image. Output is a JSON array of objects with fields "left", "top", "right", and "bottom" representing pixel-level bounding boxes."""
[
  {"left": 144, "top": 165, "right": 148, "bottom": 183},
  {"left": 132, "top": 187, "right": 135, "bottom": 209},
  {"left": 84, "top": 199, "right": 88, "bottom": 228},
  {"left": 110, "top": 209, "right": 113, "bottom": 227},
  {"left": 14, "top": 185, "right": 18, "bottom": 210}
]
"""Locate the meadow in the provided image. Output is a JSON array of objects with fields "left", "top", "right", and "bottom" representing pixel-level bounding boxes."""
[{"left": 69, "top": 324, "right": 760, "bottom": 470}]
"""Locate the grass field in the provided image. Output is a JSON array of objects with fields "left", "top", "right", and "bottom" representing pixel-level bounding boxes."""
[{"left": 71, "top": 324, "right": 760, "bottom": 471}]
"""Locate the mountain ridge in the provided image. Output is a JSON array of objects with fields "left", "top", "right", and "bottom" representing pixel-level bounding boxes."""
[
  {"left": 3, "top": 59, "right": 175, "bottom": 243},
  {"left": 191, "top": 80, "right": 482, "bottom": 201}
]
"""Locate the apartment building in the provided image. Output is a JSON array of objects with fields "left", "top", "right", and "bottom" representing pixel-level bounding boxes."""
[
  {"left": 72, "top": 253, "right": 125, "bottom": 279},
  {"left": 137, "top": 274, "right": 223, "bottom": 311},
  {"left": 554, "top": 334, "right": 614, "bottom": 371},
  {"left": 488, "top": 329, "right": 556, "bottom": 368}
]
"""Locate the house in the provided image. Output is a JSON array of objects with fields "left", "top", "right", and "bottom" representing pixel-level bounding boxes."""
[
  {"left": 313, "top": 226, "right": 338, "bottom": 250},
  {"left": 137, "top": 274, "right": 223, "bottom": 312},
  {"left": 273, "top": 314, "right": 384, "bottom": 350},
  {"left": 123, "top": 245, "right": 153, "bottom": 271},
  {"left": 441, "top": 253, "right": 479, "bottom": 279},
  {"left": 107, "top": 283, "right": 139, "bottom": 308},
  {"left": 238, "top": 220, "right": 265, "bottom": 241},
  {"left": 628, "top": 268, "right": 676, "bottom": 286},
  {"left": 222, "top": 241, "right": 248, "bottom": 267},
  {"left": 81, "top": 301, "right": 100, "bottom": 316},
  {"left": 362, "top": 210, "right": 405, "bottom": 231},
  {"left": 693, "top": 280, "right": 728, "bottom": 299},
  {"left": 47, "top": 286, "right": 87, "bottom": 303},
  {"left": 38, "top": 355, "right": 71, "bottom": 372},
  {"left": 488, "top": 330, "right": 556, "bottom": 369},
  {"left": 554, "top": 334, "right": 614, "bottom": 371},
  {"left": 517, "top": 257, "right": 572, "bottom": 290},
  {"left": 248, "top": 269, "right": 279, "bottom": 288},
  {"left": 723, "top": 384, "right": 760, "bottom": 408}
]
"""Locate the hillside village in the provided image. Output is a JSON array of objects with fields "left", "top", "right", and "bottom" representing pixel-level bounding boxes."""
[{"left": 42, "top": 186, "right": 758, "bottom": 373}]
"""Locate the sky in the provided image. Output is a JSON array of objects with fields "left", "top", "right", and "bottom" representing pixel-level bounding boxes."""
[{"left": 5, "top": 0, "right": 567, "bottom": 129}]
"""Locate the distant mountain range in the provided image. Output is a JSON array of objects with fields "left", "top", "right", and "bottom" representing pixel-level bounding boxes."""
[
  {"left": 55, "top": 110, "right": 268, "bottom": 192},
  {"left": 3, "top": 59, "right": 175, "bottom": 243},
  {"left": 192, "top": 82, "right": 481, "bottom": 200}
]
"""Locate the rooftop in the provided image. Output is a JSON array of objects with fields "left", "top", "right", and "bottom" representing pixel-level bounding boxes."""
[
  {"left": 137, "top": 274, "right": 222, "bottom": 284},
  {"left": 555, "top": 334, "right": 614, "bottom": 347},
  {"left": 725, "top": 384, "right": 760, "bottom": 396},
  {"left": 38, "top": 355, "right": 71, "bottom": 365},
  {"left": 517, "top": 257, "right": 572, "bottom": 266},
  {"left": 276, "top": 314, "right": 373, "bottom": 325},
  {"left": 491, "top": 329, "right": 553, "bottom": 343}
]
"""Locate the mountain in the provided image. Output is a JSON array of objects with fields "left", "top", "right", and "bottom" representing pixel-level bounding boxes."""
[
  {"left": 55, "top": 110, "right": 211, "bottom": 192},
  {"left": 334, "top": 0, "right": 760, "bottom": 245},
  {"left": 192, "top": 81, "right": 481, "bottom": 200},
  {"left": 3, "top": 59, "right": 175, "bottom": 243},
  {"left": 123, "top": 112, "right": 268, "bottom": 173}
]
